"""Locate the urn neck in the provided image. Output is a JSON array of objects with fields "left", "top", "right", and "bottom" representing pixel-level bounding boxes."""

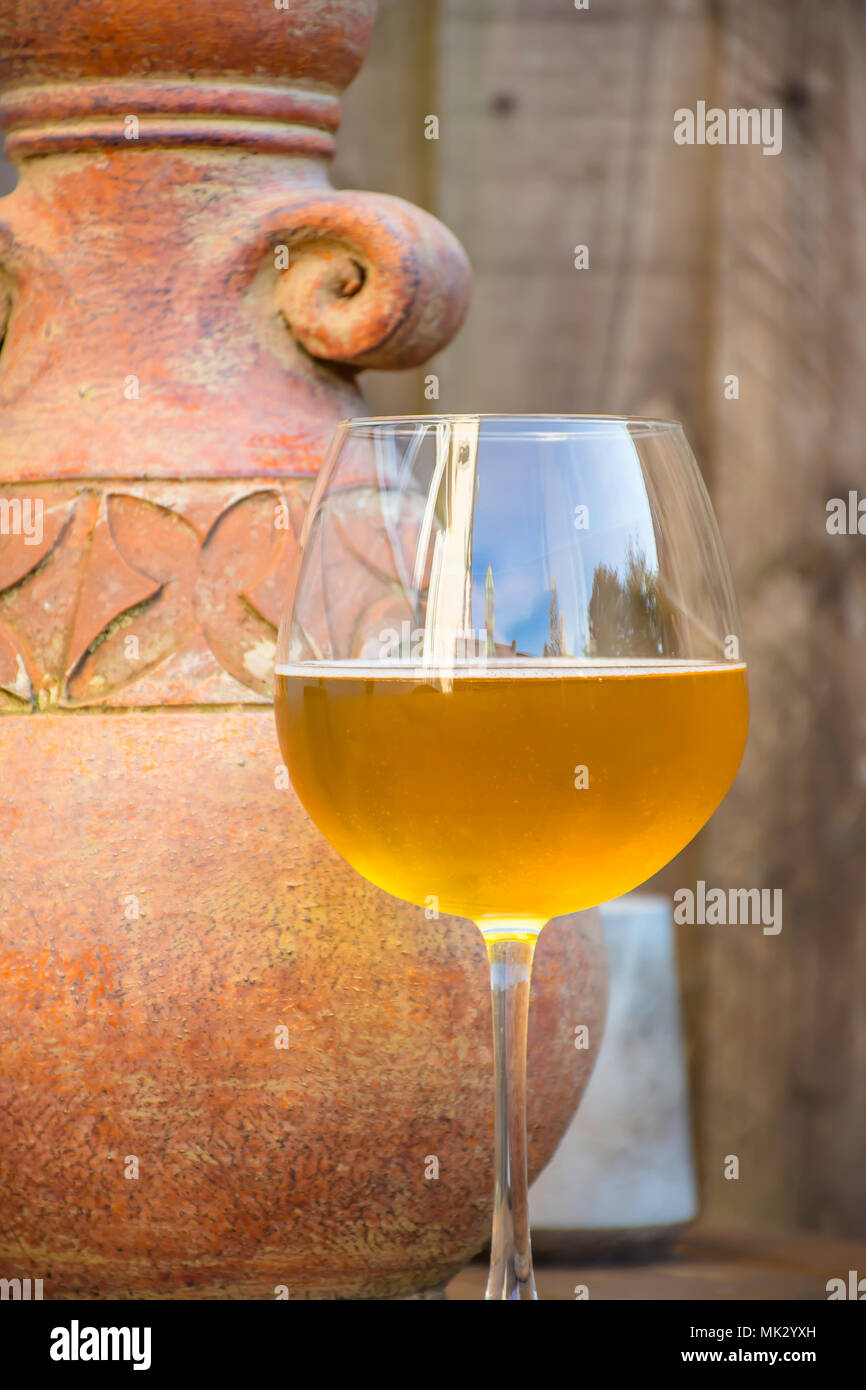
[{"left": 0, "top": 78, "right": 343, "bottom": 162}]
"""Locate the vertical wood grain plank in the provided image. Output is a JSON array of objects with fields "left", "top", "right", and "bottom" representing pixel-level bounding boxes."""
[{"left": 703, "top": 0, "right": 866, "bottom": 1234}]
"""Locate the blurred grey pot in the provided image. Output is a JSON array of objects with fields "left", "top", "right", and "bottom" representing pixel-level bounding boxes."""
[{"left": 530, "top": 893, "right": 697, "bottom": 1261}]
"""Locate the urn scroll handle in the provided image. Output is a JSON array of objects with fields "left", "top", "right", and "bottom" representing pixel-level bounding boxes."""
[{"left": 269, "top": 190, "right": 471, "bottom": 372}]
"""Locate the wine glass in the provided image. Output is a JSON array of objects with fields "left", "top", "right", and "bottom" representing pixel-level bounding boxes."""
[{"left": 274, "top": 414, "right": 748, "bottom": 1300}]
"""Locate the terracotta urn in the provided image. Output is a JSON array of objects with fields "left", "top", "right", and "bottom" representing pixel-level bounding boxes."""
[{"left": 0, "top": 0, "right": 607, "bottom": 1298}]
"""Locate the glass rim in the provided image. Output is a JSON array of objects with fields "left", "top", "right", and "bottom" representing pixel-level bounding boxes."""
[{"left": 337, "top": 412, "right": 685, "bottom": 438}]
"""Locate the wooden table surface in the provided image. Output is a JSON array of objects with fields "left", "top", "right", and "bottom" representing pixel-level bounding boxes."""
[{"left": 446, "top": 1225, "right": 866, "bottom": 1300}]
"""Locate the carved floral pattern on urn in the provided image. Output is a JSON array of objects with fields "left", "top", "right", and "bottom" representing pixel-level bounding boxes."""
[{"left": 0, "top": 482, "right": 310, "bottom": 710}]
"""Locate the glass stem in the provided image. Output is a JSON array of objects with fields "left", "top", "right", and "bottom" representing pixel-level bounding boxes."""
[{"left": 483, "top": 928, "right": 539, "bottom": 1301}]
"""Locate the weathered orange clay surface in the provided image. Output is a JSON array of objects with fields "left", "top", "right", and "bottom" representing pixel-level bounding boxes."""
[{"left": 0, "top": 711, "right": 606, "bottom": 1299}]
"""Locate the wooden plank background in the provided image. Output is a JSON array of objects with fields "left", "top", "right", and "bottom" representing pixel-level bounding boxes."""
[{"left": 2, "top": 0, "right": 864, "bottom": 1239}]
